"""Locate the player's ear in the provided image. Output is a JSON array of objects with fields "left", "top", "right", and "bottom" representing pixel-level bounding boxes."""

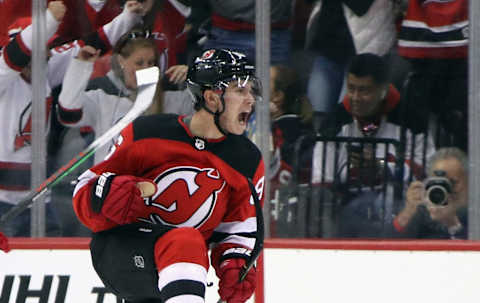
[{"left": 203, "top": 90, "right": 221, "bottom": 111}]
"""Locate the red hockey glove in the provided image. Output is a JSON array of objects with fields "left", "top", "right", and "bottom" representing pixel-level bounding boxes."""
[
  {"left": 217, "top": 258, "right": 256, "bottom": 303},
  {"left": 90, "top": 173, "right": 156, "bottom": 225}
]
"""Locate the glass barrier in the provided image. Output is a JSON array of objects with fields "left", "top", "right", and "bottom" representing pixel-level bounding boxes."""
[
  {"left": 0, "top": 0, "right": 471, "bottom": 240},
  {"left": 265, "top": 0, "right": 469, "bottom": 240}
]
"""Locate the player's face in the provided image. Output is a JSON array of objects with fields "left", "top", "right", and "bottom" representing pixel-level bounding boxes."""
[
  {"left": 219, "top": 80, "right": 257, "bottom": 135},
  {"left": 118, "top": 46, "right": 157, "bottom": 90},
  {"left": 346, "top": 74, "right": 385, "bottom": 119}
]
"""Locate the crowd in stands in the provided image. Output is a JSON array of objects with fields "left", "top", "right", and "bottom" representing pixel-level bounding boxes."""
[{"left": 0, "top": 0, "right": 470, "bottom": 239}]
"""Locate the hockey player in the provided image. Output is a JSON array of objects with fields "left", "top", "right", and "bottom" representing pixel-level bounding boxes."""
[{"left": 72, "top": 49, "right": 264, "bottom": 303}]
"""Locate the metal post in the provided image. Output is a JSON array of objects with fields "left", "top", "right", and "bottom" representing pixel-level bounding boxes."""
[
  {"left": 468, "top": 0, "right": 480, "bottom": 240},
  {"left": 30, "top": 0, "right": 48, "bottom": 237},
  {"left": 256, "top": 0, "right": 271, "bottom": 238}
]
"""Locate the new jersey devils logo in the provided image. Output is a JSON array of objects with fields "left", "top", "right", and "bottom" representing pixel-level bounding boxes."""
[{"left": 141, "top": 166, "right": 226, "bottom": 228}]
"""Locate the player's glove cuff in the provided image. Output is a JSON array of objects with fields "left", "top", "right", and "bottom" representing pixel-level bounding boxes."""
[
  {"left": 219, "top": 247, "right": 252, "bottom": 264},
  {"left": 91, "top": 172, "right": 116, "bottom": 213}
]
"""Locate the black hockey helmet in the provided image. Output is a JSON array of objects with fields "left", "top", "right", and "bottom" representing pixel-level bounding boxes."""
[{"left": 187, "top": 48, "right": 261, "bottom": 109}]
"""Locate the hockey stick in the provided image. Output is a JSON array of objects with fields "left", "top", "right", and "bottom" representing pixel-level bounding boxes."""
[
  {"left": 240, "top": 178, "right": 264, "bottom": 282},
  {"left": 0, "top": 66, "right": 160, "bottom": 234},
  {"left": 217, "top": 178, "right": 264, "bottom": 303}
]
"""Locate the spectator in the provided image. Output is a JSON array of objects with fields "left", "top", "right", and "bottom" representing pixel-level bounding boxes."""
[
  {"left": 268, "top": 65, "right": 311, "bottom": 235},
  {"left": 87, "top": 0, "right": 194, "bottom": 132},
  {"left": 269, "top": 64, "right": 311, "bottom": 188},
  {"left": 393, "top": 147, "right": 468, "bottom": 239},
  {"left": 147, "top": 0, "right": 197, "bottom": 116},
  {"left": 310, "top": 53, "right": 435, "bottom": 238},
  {"left": 0, "top": 1, "right": 67, "bottom": 238},
  {"left": 90, "top": 0, "right": 191, "bottom": 89},
  {"left": 0, "top": 0, "right": 123, "bottom": 48},
  {"left": 305, "top": 0, "right": 398, "bottom": 133},
  {"left": 57, "top": 28, "right": 160, "bottom": 164},
  {"left": 139, "top": 0, "right": 197, "bottom": 113},
  {"left": 0, "top": 1, "right": 144, "bottom": 237},
  {"left": 143, "top": 0, "right": 190, "bottom": 70},
  {"left": 187, "top": 0, "right": 294, "bottom": 65},
  {"left": 397, "top": 0, "right": 468, "bottom": 151},
  {"left": 312, "top": 53, "right": 434, "bottom": 186}
]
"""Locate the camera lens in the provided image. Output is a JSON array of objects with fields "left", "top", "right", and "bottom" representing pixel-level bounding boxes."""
[
  {"left": 424, "top": 171, "right": 452, "bottom": 206},
  {"left": 427, "top": 185, "right": 448, "bottom": 205}
]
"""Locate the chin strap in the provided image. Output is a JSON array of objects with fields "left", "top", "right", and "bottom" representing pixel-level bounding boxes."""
[
  {"left": 202, "top": 89, "right": 228, "bottom": 136},
  {"left": 214, "top": 111, "right": 228, "bottom": 136}
]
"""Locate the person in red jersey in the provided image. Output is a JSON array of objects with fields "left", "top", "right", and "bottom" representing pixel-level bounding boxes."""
[
  {"left": 72, "top": 48, "right": 264, "bottom": 303},
  {"left": 0, "top": 0, "right": 123, "bottom": 49},
  {"left": 0, "top": 0, "right": 144, "bottom": 237}
]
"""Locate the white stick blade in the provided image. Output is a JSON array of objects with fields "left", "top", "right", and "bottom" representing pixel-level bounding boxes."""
[{"left": 136, "top": 66, "right": 160, "bottom": 87}]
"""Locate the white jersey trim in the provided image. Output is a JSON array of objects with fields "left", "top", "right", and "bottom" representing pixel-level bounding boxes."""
[
  {"left": 157, "top": 262, "right": 207, "bottom": 290},
  {"left": 398, "top": 40, "right": 468, "bottom": 48},
  {"left": 219, "top": 235, "right": 255, "bottom": 250},
  {"left": 215, "top": 217, "right": 257, "bottom": 234},
  {"left": 402, "top": 20, "right": 468, "bottom": 33},
  {"left": 73, "top": 169, "right": 97, "bottom": 197}
]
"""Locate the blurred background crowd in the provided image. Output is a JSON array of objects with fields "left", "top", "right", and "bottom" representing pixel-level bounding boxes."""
[{"left": 0, "top": 0, "right": 471, "bottom": 240}]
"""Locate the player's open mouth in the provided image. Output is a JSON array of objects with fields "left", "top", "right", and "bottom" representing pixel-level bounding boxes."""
[{"left": 238, "top": 112, "right": 249, "bottom": 125}]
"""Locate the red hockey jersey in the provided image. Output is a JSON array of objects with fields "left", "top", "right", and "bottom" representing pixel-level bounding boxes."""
[
  {"left": 73, "top": 114, "right": 265, "bottom": 250},
  {"left": 0, "top": 0, "right": 122, "bottom": 48},
  {"left": 397, "top": 0, "right": 468, "bottom": 59},
  {"left": 149, "top": 0, "right": 189, "bottom": 71}
]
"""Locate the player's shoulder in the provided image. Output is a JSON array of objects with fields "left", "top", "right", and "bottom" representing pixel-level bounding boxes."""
[
  {"left": 217, "top": 134, "right": 263, "bottom": 179},
  {"left": 131, "top": 113, "right": 183, "bottom": 141},
  {"left": 228, "top": 134, "right": 261, "bottom": 156}
]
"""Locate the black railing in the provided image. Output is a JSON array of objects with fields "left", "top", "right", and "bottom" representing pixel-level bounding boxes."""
[{"left": 272, "top": 135, "right": 408, "bottom": 239}]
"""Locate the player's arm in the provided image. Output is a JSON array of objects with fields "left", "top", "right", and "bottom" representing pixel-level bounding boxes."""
[
  {"left": 72, "top": 123, "right": 155, "bottom": 232},
  {"left": 210, "top": 161, "right": 265, "bottom": 303}
]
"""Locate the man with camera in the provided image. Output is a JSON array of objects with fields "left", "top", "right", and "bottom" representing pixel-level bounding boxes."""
[
  {"left": 393, "top": 147, "right": 468, "bottom": 239},
  {"left": 310, "top": 53, "right": 435, "bottom": 238},
  {"left": 312, "top": 53, "right": 434, "bottom": 188}
]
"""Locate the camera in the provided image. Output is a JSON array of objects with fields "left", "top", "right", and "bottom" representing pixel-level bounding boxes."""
[{"left": 424, "top": 170, "right": 452, "bottom": 205}]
